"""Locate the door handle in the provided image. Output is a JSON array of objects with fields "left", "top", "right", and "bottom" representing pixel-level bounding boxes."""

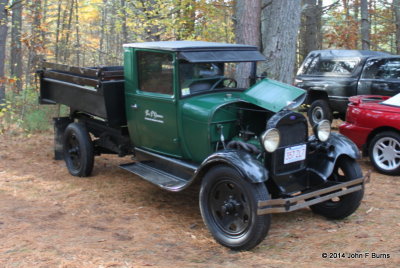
[{"left": 131, "top": 104, "right": 138, "bottom": 110}]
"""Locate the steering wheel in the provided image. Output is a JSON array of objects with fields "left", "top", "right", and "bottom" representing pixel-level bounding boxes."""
[{"left": 209, "top": 78, "right": 238, "bottom": 91}]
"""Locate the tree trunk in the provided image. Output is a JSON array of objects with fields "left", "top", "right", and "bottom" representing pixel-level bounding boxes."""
[
  {"left": 10, "top": 0, "right": 23, "bottom": 93},
  {"left": 121, "top": 0, "right": 128, "bottom": 44},
  {"left": 0, "top": 0, "right": 8, "bottom": 104},
  {"left": 63, "top": 0, "right": 75, "bottom": 62},
  {"left": 261, "top": 0, "right": 302, "bottom": 84},
  {"left": 353, "top": 0, "right": 360, "bottom": 49},
  {"left": 300, "top": 0, "right": 323, "bottom": 61},
  {"left": 177, "top": 0, "right": 196, "bottom": 40},
  {"left": 55, "top": 0, "right": 63, "bottom": 62},
  {"left": 74, "top": 0, "right": 80, "bottom": 65},
  {"left": 234, "top": 0, "right": 261, "bottom": 88},
  {"left": 99, "top": 0, "right": 107, "bottom": 64},
  {"left": 394, "top": 0, "right": 400, "bottom": 54},
  {"left": 360, "top": 0, "right": 370, "bottom": 50},
  {"left": 25, "top": 0, "right": 44, "bottom": 88}
]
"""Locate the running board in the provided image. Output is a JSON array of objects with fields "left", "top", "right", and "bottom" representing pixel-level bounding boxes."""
[{"left": 119, "top": 162, "right": 190, "bottom": 192}]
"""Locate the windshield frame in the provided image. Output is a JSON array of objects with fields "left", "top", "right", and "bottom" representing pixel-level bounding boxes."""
[{"left": 177, "top": 60, "right": 258, "bottom": 99}]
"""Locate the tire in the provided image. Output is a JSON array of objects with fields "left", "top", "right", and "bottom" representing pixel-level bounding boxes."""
[
  {"left": 199, "top": 165, "right": 271, "bottom": 250},
  {"left": 310, "top": 157, "right": 364, "bottom": 219},
  {"left": 308, "top": 99, "right": 333, "bottom": 126},
  {"left": 63, "top": 122, "right": 94, "bottom": 177},
  {"left": 369, "top": 131, "right": 400, "bottom": 175}
]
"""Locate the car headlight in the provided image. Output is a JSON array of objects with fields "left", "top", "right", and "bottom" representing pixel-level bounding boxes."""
[
  {"left": 261, "top": 128, "right": 280, "bottom": 152},
  {"left": 314, "top": 120, "right": 331, "bottom": 142}
]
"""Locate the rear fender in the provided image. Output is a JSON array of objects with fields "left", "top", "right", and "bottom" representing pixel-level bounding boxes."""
[
  {"left": 194, "top": 150, "right": 268, "bottom": 184},
  {"left": 308, "top": 133, "right": 360, "bottom": 181}
]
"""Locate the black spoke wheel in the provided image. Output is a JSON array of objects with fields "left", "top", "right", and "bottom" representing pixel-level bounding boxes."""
[
  {"left": 310, "top": 157, "right": 364, "bottom": 219},
  {"left": 63, "top": 123, "right": 94, "bottom": 177},
  {"left": 199, "top": 165, "right": 271, "bottom": 250}
]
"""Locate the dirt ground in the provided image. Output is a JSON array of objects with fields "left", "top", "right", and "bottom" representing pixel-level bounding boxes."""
[{"left": 0, "top": 130, "right": 399, "bottom": 268}]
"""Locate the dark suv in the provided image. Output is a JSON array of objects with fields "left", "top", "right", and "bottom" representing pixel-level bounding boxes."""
[{"left": 295, "top": 49, "right": 400, "bottom": 126}]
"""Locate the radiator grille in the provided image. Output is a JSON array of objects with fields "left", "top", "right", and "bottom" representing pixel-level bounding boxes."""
[
  {"left": 278, "top": 122, "right": 307, "bottom": 147},
  {"left": 270, "top": 113, "right": 308, "bottom": 175}
]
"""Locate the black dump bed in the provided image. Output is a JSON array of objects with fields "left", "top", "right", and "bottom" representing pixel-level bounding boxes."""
[{"left": 38, "top": 62, "right": 126, "bottom": 127}]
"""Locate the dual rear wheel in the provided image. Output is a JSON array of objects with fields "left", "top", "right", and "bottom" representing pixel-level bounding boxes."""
[{"left": 63, "top": 122, "right": 94, "bottom": 177}]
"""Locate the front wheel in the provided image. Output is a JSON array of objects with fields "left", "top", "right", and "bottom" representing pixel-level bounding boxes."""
[
  {"left": 310, "top": 157, "right": 364, "bottom": 219},
  {"left": 308, "top": 99, "right": 332, "bottom": 126},
  {"left": 199, "top": 165, "right": 271, "bottom": 250},
  {"left": 369, "top": 131, "right": 400, "bottom": 175}
]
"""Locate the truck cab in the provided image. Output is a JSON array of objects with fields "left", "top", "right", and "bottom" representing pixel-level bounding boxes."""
[
  {"left": 39, "top": 41, "right": 368, "bottom": 251},
  {"left": 122, "top": 41, "right": 267, "bottom": 161}
]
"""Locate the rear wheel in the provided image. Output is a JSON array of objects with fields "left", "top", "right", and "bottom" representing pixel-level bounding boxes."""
[
  {"left": 63, "top": 122, "right": 94, "bottom": 177},
  {"left": 310, "top": 157, "right": 364, "bottom": 219},
  {"left": 308, "top": 99, "right": 332, "bottom": 126},
  {"left": 369, "top": 131, "right": 400, "bottom": 175},
  {"left": 199, "top": 165, "right": 271, "bottom": 250}
]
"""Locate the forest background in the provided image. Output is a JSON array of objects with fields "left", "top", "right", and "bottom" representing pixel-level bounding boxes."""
[{"left": 0, "top": 0, "right": 399, "bottom": 133}]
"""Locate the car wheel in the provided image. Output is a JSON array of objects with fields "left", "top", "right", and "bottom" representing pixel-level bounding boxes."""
[
  {"left": 310, "top": 157, "right": 364, "bottom": 219},
  {"left": 369, "top": 131, "right": 400, "bottom": 175},
  {"left": 308, "top": 99, "right": 333, "bottom": 126},
  {"left": 199, "top": 165, "right": 271, "bottom": 250},
  {"left": 63, "top": 122, "right": 94, "bottom": 177}
]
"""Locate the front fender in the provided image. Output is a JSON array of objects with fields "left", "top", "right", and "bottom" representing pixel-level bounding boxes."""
[
  {"left": 194, "top": 150, "right": 268, "bottom": 184},
  {"left": 308, "top": 132, "right": 361, "bottom": 181}
]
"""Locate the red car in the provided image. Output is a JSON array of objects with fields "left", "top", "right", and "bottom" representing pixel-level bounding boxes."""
[{"left": 339, "top": 94, "right": 400, "bottom": 175}]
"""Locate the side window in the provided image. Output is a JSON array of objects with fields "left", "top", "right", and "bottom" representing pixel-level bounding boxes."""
[
  {"left": 137, "top": 51, "right": 174, "bottom": 95},
  {"left": 362, "top": 59, "right": 383, "bottom": 79},
  {"left": 363, "top": 59, "right": 400, "bottom": 79},
  {"left": 305, "top": 58, "right": 358, "bottom": 76}
]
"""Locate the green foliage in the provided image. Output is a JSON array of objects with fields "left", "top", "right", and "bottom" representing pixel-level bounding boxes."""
[{"left": 0, "top": 89, "right": 68, "bottom": 134}]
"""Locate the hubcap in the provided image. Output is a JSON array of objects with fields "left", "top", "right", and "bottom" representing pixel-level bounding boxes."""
[
  {"left": 312, "top": 106, "right": 324, "bottom": 123},
  {"left": 209, "top": 181, "right": 250, "bottom": 235},
  {"left": 373, "top": 137, "right": 400, "bottom": 171}
]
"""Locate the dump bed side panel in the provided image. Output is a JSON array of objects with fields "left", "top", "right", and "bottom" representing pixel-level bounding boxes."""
[{"left": 38, "top": 63, "right": 126, "bottom": 127}]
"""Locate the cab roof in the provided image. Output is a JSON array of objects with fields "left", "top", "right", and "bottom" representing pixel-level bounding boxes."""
[
  {"left": 307, "top": 49, "right": 391, "bottom": 58},
  {"left": 123, "top": 41, "right": 266, "bottom": 62},
  {"left": 123, "top": 41, "right": 259, "bottom": 51}
]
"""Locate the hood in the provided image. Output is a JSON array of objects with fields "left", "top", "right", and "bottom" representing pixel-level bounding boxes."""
[
  {"left": 181, "top": 92, "right": 242, "bottom": 122},
  {"left": 241, "top": 79, "right": 306, "bottom": 112}
]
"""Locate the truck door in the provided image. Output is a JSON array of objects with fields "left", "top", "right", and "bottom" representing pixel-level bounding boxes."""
[
  {"left": 125, "top": 50, "right": 182, "bottom": 158},
  {"left": 359, "top": 58, "right": 400, "bottom": 96}
]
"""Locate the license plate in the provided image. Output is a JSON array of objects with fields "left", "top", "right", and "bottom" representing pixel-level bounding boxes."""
[{"left": 284, "top": 144, "right": 306, "bottom": 164}]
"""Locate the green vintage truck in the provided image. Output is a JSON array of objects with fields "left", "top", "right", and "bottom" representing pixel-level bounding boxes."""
[{"left": 38, "top": 41, "right": 369, "bottom": 250}]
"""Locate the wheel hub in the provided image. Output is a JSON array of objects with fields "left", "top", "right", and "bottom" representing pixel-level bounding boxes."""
[
  {"left": 373, "top": 136, "right": 400, "bottom": 170},
  {"left": 312, "top": 107, "right": 323, "bottom": 122},
  {"left": 221, "top": 196, "right": 242, "bottom": 215}
]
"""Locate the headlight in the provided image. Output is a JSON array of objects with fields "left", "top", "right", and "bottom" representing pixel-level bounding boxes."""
[
  {"left": 314, "top": 120, "right": 331, "bottom": 142},
  {"left": 261, "top": 128, "right": 280, "bottom": 152}
]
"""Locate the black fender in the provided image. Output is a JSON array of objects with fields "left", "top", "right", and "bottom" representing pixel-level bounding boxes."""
[
  {"left": 308, "top": 132, "right": 361, "bottom": 181},
  {"left": 193, "top": 149, "right": 268, "bottom": 184}
]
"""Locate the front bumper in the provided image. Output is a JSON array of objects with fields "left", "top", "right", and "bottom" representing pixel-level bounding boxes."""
[{"left": 257, "top": 171, "right": 371, "bottom": 215}]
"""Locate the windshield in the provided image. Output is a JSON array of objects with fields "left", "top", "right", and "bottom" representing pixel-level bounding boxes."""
[
  {"left": 299, "top": 55, "right": 360, "bottom": 76},
  {"left": 179, "top": 62, "right": 255, "bottom": 97},
  {"left": 382, "top": 93, "right": 400, "bottom": 107}
]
